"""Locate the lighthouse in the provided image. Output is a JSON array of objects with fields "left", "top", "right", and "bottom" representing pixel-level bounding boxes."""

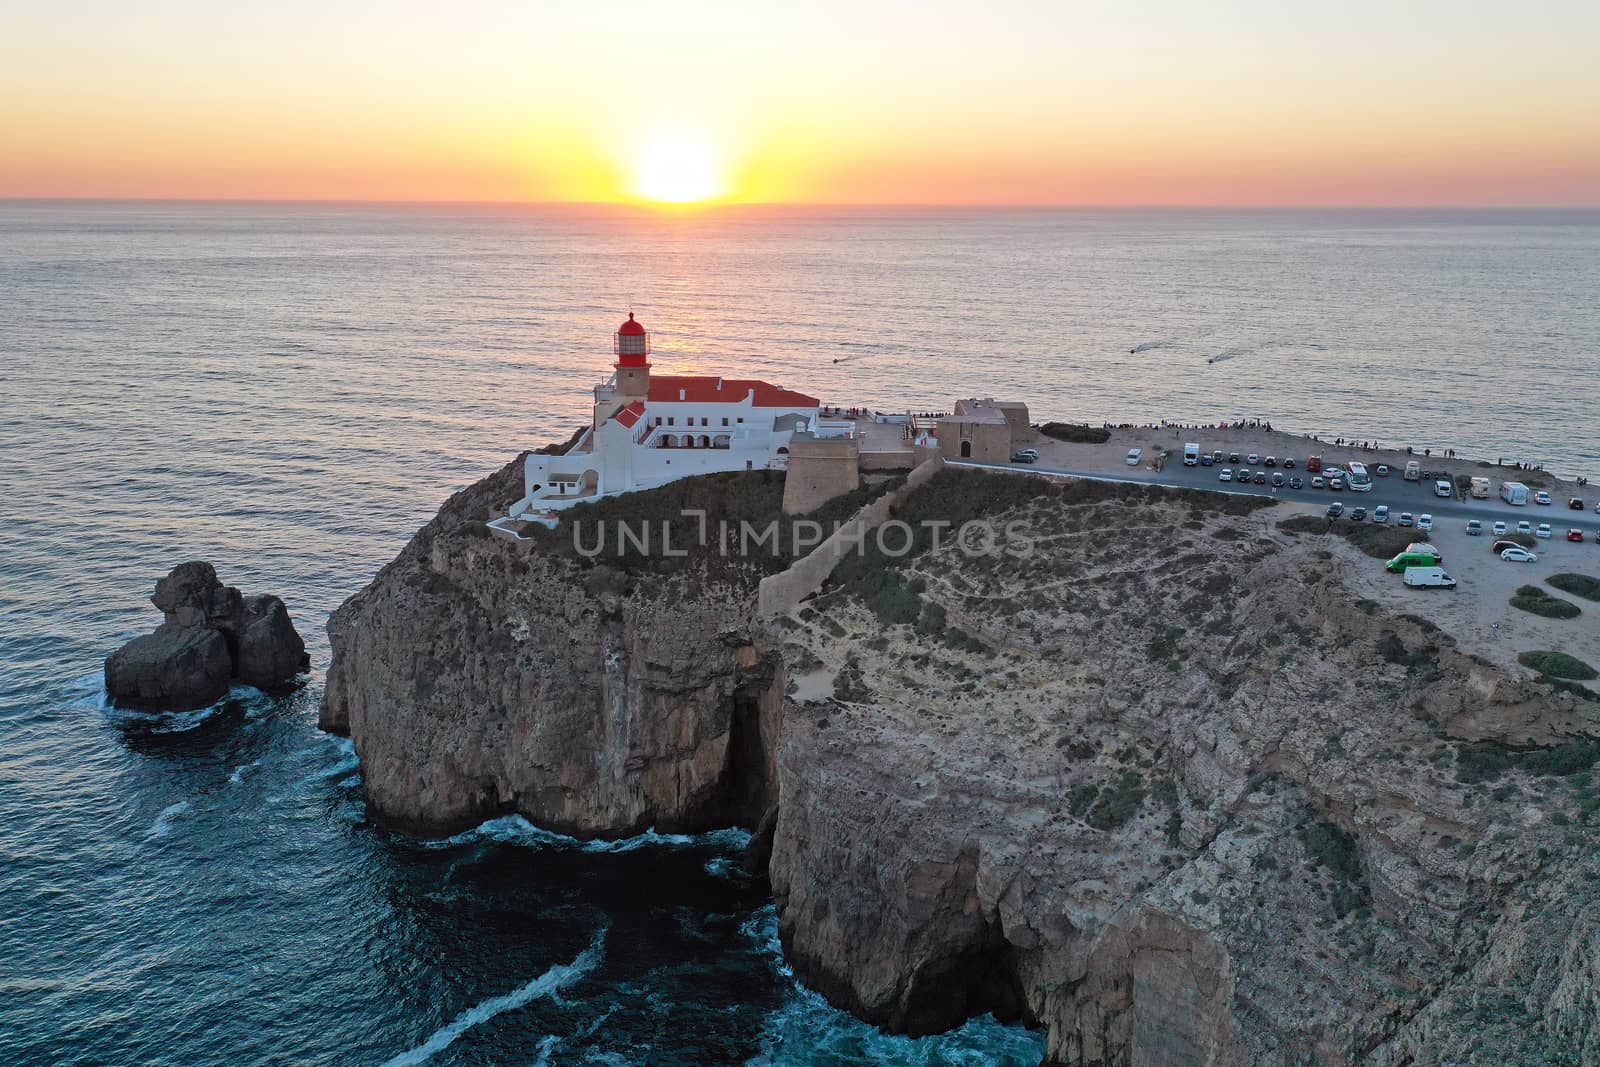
[{"left": 613, "top": 312, "right": 651, "bottom": 401}]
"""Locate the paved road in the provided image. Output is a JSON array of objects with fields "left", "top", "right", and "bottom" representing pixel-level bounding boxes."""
[{"left": 950, "top": 458, "right": 1600, "bottom": 540}]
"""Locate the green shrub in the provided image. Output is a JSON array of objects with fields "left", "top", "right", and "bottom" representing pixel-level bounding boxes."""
[
  {"left": 1510, "top": 587, "right": 1582, "bottom": 620},
  {"left": 1038, "top": 422, "right": 1111, "bottom": 444},
  {"left": 1276, "top": 516, "right": 1424, "bottom": 560},
  {"left": 1297, "top": 816, "right": 1368, "bottom": 918},
  {"left": 1455, "top": 738, "right": 1600, "bottom": 783},
  {"left": 1547, "top": 573, "right": 1600, "bottom": 602},
  {"left": 1518, "top": 650, "right": 1599, "bottom": 680}
]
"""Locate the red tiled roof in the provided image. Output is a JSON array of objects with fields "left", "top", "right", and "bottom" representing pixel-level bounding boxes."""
[
  {"left": 612, "top": 401, "right": 646, "bottom": 429},
  {"left": 647, "top": 375, "right": 819, "bottom": 408}
]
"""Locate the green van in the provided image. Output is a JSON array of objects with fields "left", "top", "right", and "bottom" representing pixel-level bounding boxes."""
[{"left": 1386, "top": 548, "right": 1442, "bottom": 573}]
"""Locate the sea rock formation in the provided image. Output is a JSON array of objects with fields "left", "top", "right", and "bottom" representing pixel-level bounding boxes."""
[
  {"left": 326, "top": 461, "right": 1600, "bottom": 1063},
  {"left": 105, "top": 561, "right": 309, "bottom": 710}
]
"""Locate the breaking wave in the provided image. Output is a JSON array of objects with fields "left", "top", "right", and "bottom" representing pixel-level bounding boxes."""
[{"left": 377, "top": 926, "right": 608, "bottom": 1067}]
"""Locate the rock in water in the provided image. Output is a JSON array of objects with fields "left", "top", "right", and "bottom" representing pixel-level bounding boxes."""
[
  {"left": 236, "top": 594, "right": 307, "bottom": 688},
  {"left": 103, "top": 626, "right": 232, "bottom": 711},
  {"left": 104, "top": 561, "right": 308, "bottom": 711}
]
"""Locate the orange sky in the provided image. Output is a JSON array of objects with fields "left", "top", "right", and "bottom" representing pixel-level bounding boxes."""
[{"left": 3, "top": 1, "right": 1598, "bottom": 206}]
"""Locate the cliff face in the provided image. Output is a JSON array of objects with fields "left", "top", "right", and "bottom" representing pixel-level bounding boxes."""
[
  {"left": 321, "top": 455, "right": 781, "bottom": 836},
  {"left": 766, "top": 476, "right": 1600, "bottom": 1065},
  {"left": 327, "top": 461, "right": 1600, "bottom": 1063}
]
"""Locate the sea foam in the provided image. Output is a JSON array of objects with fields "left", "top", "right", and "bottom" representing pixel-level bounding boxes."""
[
  {"left": 377, "top": 927, "right": 607, "bottom": 1067},
  {"left": 143, "top": 801, "right": 192, "bottom": 841},
  {"left": 423, "top": 814, "right": 752, "bottom": 854}
]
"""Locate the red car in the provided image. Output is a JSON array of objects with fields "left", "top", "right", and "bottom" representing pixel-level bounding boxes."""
[{"left": 1569, "top": 529, "right": 1586, "bottom": 543}]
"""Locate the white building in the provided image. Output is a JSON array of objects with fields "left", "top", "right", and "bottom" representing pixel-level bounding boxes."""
[{"left": 506, "top": 314, "right": 824, "bottom": 526}]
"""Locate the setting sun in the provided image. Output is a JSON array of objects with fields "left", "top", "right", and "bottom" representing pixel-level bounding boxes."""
[{"left": 633, "top": 133, "right": 722, "bottom": 204}]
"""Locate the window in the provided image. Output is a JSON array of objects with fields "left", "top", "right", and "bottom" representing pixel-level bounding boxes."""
[
  {"left": 702, "top": 417, "right": 710, "bottom": 427},
  {"left": 721, "top": 417, "right": 729, "bottom": 426},
  {"left": 667, "top": 417, "right": 674, "bottom": 426},
  {"left": 736, "top": 417, "right": 744, "bottom": 424}
]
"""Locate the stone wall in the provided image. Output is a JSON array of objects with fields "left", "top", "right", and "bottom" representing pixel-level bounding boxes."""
[{"left": 757, "top": 455, "right": 944, "bottom": 617}]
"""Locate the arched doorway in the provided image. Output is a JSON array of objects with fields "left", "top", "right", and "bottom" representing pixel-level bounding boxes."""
[
  {"left": 698, "top": 435, "right": 711, "bottom": 448},
  {"left": 960, "top": 441, "right": 972, "bottom": 458}
]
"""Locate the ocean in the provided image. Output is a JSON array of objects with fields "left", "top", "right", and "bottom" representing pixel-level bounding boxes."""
[{"left": 1, "top": 201, "right": 1596, "bottom": 1065}]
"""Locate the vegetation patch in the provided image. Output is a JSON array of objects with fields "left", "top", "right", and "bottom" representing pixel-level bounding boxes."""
[
  {"left": 1518, "top": 650, "right": 1598, "bottom": 681},
  {"left": 1547, "top": 573, "right": 1600, "bottom": 602},
  {"left": 1039, "top": 422, "right": 1111, "bottom": 444},
  {"left": 1276, "top": 515, "right": 1425, "bottom": 560},
  {"left": 1297, "top": 815, "right": 1369, "bottom": 918},
  {"left": 1454, "top": 738, "right": 1600, "bottom": 783},
  {"left": 1510, "top": 585, "right": 1582, "bottom": 620}
]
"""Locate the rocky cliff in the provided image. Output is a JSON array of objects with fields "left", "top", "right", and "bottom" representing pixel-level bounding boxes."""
[
  {"left": 326, "top": 462, "right": 1600, "bottom": 1063},
  {"left": 320, "top": 455, "right": 784, "bottom": 836}
]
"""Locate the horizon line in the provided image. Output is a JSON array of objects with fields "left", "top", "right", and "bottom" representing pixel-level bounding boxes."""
[{"left": 3, "top": 196, "right": 1599, "bottom": 212}]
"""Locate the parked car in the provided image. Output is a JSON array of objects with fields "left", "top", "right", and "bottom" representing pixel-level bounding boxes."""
[
  {"left": 1536, "top": 523, "right": 1553, "bottom": 539},
  {"left": 1324, "top": 466, "right": 1346, "bottom": 481},
  {"left": 1466, "top": 519, "right": 1483, "bottom": 535},
  {"left": 1200, "top": 453, "right": 1213, "bottom": 466},
  {"left": 1492, "top": 521, "right": 1509, "bottom": 536},
  {"left": 1229, "top": 452, "right": 1241, "bottom": 464},
  {"left": 1247, "top": 453, "right": 1260, "bottom": 465},
  {"left": 1434, "top": 480, "right": 1453, "bottom": 498},
  {"left": 1375, "top": 464, "right": 1390, "bottom": 477},
  {"left": 1271, "top": 472, "right": 1285, "bottom": 487},
  {"left": 1500, "top": 546, "right": 1538, "bottom": 563},
  {"left": 1312, "top": 476, "right": 1325, "bottom": 489},
  {"left": 1492, "top": 539, "right": 1523, "bottom": 556},
  {"left": 1329, "top": 476, "right": 1346, "bottom": 490},
  {"left": 1398, "top": 512, "right": 1415, "bottom": 527},
  {"left": 1568, "top": 528, "right": 1586, "bottom": 543},
  {"left": 1373, "top": 505, "right": 1390, "bottom": 523},
  {"left": 1417, "top": 514, "right": 1434, "bottom": 531},
  {"left": 1264, "top": 456, "right": 1277, "bottom": 467},
  {"left": 1212, "top": 450, "right": 1224, "bottom": 464},
  {"left": 1218, "top": 468, "right": 1233, "bottom": 482},
  {"left": 1570, "top": 498, "right": 1584, "bottom": 510},
  {"left": 1327, "top": 502, "right": 1344, "bottom": 518},
  {"left": 1253, "top": 472, "right": 1267, "bottom": 485},
  {"left": 1350, "top": 506, "right": 1367, "bottom": 522},
  {"left": 1517, "top": 520, "right": 1532, "bottom": 535},
  {"left": 1126, "top": 448, "right": 1142, "bottom": 466},
  {"left": 1534, "top": 490, "right": 1553, "bottom": 505},
  {"left": 1283, "top": 458, "right": 1296, "bottom": 469},
  {"left": 1289, "top": 476, "right": 1303, "bottom": 489},
  {"left": 1010, "top": 450, "right": 1037, "bottom": 463}
]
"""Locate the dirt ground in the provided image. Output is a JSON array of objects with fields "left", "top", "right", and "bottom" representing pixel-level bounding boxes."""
[{"left": 1273, "top": 499, "right": 1600, "bottom": 674}]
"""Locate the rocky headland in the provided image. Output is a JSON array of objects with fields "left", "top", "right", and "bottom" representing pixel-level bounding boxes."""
[
  {"left": 322, "top": 453, "right": 1600, "bottom": 1065},
  {"left": 105, "top": 561, "right": 308, "bottom": 710}
]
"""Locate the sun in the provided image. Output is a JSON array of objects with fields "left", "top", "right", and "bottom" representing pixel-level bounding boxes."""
[{"left": 634, "top": 133, "right": 722, "bottom": 204}]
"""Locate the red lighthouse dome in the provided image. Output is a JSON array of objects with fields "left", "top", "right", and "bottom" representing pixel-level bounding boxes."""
[{"left": 614, "top": 312, "right": 650, "bottom": 367}]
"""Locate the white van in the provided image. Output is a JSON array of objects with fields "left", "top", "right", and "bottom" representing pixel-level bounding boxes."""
[
  {"left": 1434, "top": 479, "right": 1453, "bottom": 498},
  {"left": 1501, "top": 481, "right": 1530, "bottom": 506},
  {"left": 1183, "top": 443, "right": 1200, "bottom": 466},
  {"left": 1404, "top": 461, "right": 1421, "bottom": 481},
  {"left": 1403, "top": 566, "right": 1456, "bottom": 589}
]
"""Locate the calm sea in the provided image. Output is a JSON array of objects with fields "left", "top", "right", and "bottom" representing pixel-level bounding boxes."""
[{"left": 1, "top": 201, "right": 1597, "bottom": 1065}]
